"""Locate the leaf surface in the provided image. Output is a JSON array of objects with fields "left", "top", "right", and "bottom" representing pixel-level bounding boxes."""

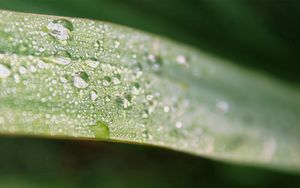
[{"left": 0, "top": 10, "right": 300, "bottom": 172}]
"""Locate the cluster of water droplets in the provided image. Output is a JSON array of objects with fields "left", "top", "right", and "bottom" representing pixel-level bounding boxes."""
[{"left": 0, "top": 14, "right": 224, "bottom": 154}]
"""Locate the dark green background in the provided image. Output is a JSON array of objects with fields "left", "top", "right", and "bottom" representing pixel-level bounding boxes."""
[{"left": 0, "top": 0, "right": 300, "bottom": 187}]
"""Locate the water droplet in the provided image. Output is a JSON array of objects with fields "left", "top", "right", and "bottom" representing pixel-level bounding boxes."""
[
  {"left": 142, "top": 110, "right": 149, "bottom": 118},
  {"left": 29, "top": 65, "right": 37, "bottom": 72},
  {"left": 13, "top": 74, "right": 20, "bottom": 83},
  {"left": 37, "top": 60, "right": 49, "bottom": 69},
  {"left": 59, "top": 74, "right": 69, "bottom": 83},
  {"left": 47, "top": 19, "right": 73, "bottom": 41},
  {"left": 132, "top": 82, "right": 141, "bottom": 95},
  {"left": 54, "top": 57, "right": 71, "bottom": 65},
  {"left": 163, "top": 106, "right": 170, "bottom": 113},
  {"left": 105, "top": 95, "right": 111, "bottom": 102},
  {"left": 72, "top": 71, "right": 89, "bottom": 89},
  {"left": 216, "top": 101, "right": 229, "bottom": 113},
  {"left": 90, "top": 121, "right": 110, "bottom": 139},
  {"left": 175, "top": 121, "right": 183, "bottom": 129},
  {"left": 43, "top": 51, "right": 72, "bottom": 66},
  {"left": 0, "top": 64, "right": 11, "bottom": 78},
  {"left": 90, "top": 90, "right": 98, "bottom": 101},
  {"left": 102, "top": 76, "right": 111, "bottom": 87},
  {"left": 112, "top": 74, "right": 121, "bottom": 85},
  {"left": 18, "top": 66, "right": 27, "bottom": 74},
  {"left": 146, "top": 94, "right": 153, "bottom": 101},
  {"left": 85, "top": 58, "right": 99, "bottom": 68},
  {"left": 147, "top": 54, "right": 163, "bottom": 71},
  {"left": 176, "top": 55, "right": 187, "bottom": 65},
  {"left": 116, "top": 94, "right": 132, "bottom": 109}
]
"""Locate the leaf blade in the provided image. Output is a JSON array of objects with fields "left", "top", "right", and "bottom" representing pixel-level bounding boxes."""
[{"left": 0, "top": 10, "right": 300, "bottom": 172}]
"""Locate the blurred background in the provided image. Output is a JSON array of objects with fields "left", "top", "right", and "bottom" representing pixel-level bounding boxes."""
[{"left": 0, "top": 0, "right": 300, "bottom": 187}]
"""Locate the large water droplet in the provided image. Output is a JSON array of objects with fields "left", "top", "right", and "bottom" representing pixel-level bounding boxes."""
[
  {"left": 0, "top": 64, "right": 11, "bottom": 78},
  {"left": 47, "top": 19, "right": 73, "bottom": 41},
  {"left": 90, "top": 121, "right": 110, "bottom": 139},
  {"left": 72, "top": 71, "right": 89, "bottom": 89},
  {"left": 85, "top": 58, "right": 99, "bottom": 68}
]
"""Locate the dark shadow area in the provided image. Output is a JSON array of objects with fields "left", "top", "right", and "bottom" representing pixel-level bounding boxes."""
[{"left": 0, "top": 136, "right": 299, "bottom": 188}]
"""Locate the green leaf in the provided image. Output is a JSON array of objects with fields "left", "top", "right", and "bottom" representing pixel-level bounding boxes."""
[{"left": 0, "top": 10, "right": 300, "bottom": 173}]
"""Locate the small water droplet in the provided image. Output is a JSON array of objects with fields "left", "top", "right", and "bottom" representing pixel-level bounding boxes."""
[
  {"left": 105, "top": 95, "right": 111, "bottom": 102},
  {"left": 147, "top": 54, "right": 163, "bottom": 71},
  {"left": 142, "top": 110, "right": 149, "bottom": 118},
  {"left": 37, "top": 60, "right": 49, "bottom": 69},
  {"left": 43, "top": 51, "right": 72, "bottom": 66},
  {"left": 72, "top": 71, "right": 89, "bottom": 89},
  {"left": 59, "top": 74, "right": 69, "bottom": 83},
  {"left": 90, "top": 121, "right": 110, "bottom": 139},
  {"left": 132, "top": 82, "right": 141, "bottom": 95},
  {"left": 116, "top": 94, "right": 132, "bottom": 109},
  {"left": 163, "top": 106, "right": 170, "bottom": 113},
  {"left": 176, "top": 55, "right": 187, "bottom": 65},
  {"left": 175, "top": 121, "right": 183, "bottom": 129},
  {"left": 29, "top": 65, "right": 37, "bottom": 72},
  {"left": 146, "top": 94, "right": 153, "bottom": 101},
  {"left": 47, "top": 19, "right": 73, "bottom": 41},
  {"left": 85, "top": 58, "right": 99, "bottom": 68},
  {"left": 102, "top": 76, "right": 111, "bottom": 87},
  {"left": 13, "top": 74, "right": 20, "bottom": 83},
  {"left": 18, "top": 66, "right": 27, "bottom": 74},
  {"left": 112, "top": 74, "right": 121, "bottom": 85},
  {"left": 90, "top": 90, "right": 98, "bottom": 101},
  {"left": 216, "top": 101, "right": 229, "bottom": 113},
  {"left": 0, "top": 64, "right": 11, "bottom": 78}
]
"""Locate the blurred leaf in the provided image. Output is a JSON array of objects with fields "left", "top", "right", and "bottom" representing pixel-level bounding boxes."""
[{"left": 0, "top": 10, "right": 300, "bottom": 173}]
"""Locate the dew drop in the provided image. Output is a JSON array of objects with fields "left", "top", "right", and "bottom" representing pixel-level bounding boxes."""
[
  {"left": 13, "top": 74, "right": 20, "bottom": 83},
  {"left": 54, "top": 57, "right": 71, "bottom": 65},
  {"left": 176, "top": 55, "right": 187, "bottom": 65},
  {"left": 90, "top": 90, "right": 98, "bottom": 101},
  {"left": 132, "top": 82, "right": 141, "bottom": 95},
  {"left": 37, "top": 60, "right": 49, "bottom": 69},
  {"left": 102, "top": 76, "right": 111, "bottom": 87},
  {"left": 112, "top": 74, "right": 121, "bottom": 85},
  {"left": 47, "top": 19, "right": 73, "bottom": 41},
  {"left": 146, "top": 94, "right": 153, "bottom": 101},
  {"left": 72, "top": 71, "right": 89, "bottom": 89},
  {"left": 90, "top": 121, "right": 110, "bottom": 139},
  {"left": 85, "top": 58, "right": 99, "bottom": 68},
  {"left": 59, "top": 75, "right": 69, "bottom": 83},
  {"left": 216, "top": 101, "right": 229, "bottom": 113},
  {"left": 147, "top": 54, "right": 163, "bottom": 71},
  {"left": 43, "top": 51, "right": 72, "bottom": 66},
  {"left": 29, "top": 65, "right": 37, "bottom": 72},
  {"left": 163, "top": 106, "right": 170, "bottom": 113},
  {"left": 116, "top": 94, "right": 132, "bottom": 109},
  {"left": 0, "top": 64, "right": 11, "bottom": 78},
  {"left": 18, "top": 66, "right": 27, "bottom": 74},
  {"left": 175, "top": 121, "right": 183, "bottom": 129}
]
